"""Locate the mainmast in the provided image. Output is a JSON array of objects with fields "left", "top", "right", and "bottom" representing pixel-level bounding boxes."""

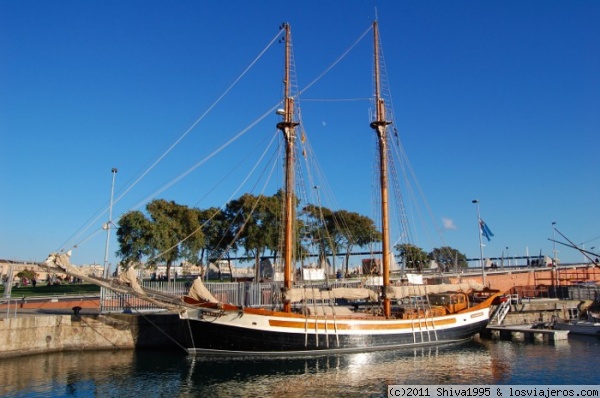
[
  {"left": 369, "top": 21, "right": 393, "bottom": 318},
  {"left": 276, "top": 23, "right": 298, "bottom": 313}
]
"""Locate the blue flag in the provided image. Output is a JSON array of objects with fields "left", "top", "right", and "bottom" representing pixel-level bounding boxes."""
[{"left": 479, "top": 219, "right": 494, "bottom": 241}]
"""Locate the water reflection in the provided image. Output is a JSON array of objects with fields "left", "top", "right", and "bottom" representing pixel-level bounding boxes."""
[{"left": 0, "top": 337, "right": 598, "bottom": 398}]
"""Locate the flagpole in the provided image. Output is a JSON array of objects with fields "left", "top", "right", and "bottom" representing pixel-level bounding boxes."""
[{"left": 472, "top": 199, "right": 486, "bottom": 286}]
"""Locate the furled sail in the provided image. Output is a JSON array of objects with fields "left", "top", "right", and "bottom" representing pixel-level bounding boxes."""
[
  {"left": 284, "top": 287, "right": 379, "bottom": 303},
  {"left": 386, "top": 282, "right": 485, "bottom": 299},
  {"left": 42, "top": 251, "right": 188, "bottom": 313},
  {"left": 187, "top": 277, "right": 220, "bottom": 303}
]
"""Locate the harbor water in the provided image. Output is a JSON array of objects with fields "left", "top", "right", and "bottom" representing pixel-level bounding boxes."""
[{"left": 0, "top": 336, "right": 598, "bottom": 398}]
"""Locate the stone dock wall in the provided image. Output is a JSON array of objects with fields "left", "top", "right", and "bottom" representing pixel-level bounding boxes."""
[
  {"left": 0, "top": 313, "right": 186, "bottom": 359},
  {"left": 499, "top": 299, "right": 579, "bottom": 326}
]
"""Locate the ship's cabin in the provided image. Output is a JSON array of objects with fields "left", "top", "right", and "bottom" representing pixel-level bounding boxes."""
[{"left": 428, "top": 292, "right": 469, "bottom": 314}]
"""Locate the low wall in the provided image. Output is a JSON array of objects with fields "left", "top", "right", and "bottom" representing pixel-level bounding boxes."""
[
  {"left": 449, "top": 265, "right": 600, "bottom": 292},
  {"left": 0, "top": 313, "right": 186, "bottom": 359},
  {"left": 495, "top": 299, "right": 580, "bottom": 326}
]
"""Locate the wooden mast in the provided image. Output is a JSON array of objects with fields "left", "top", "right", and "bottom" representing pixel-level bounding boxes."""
[
  {"left": 369, "top": 21, "right": 393, "bottom": 318},
  {"left": 277, "top": 23, "right": 298, "bottom": 313}
]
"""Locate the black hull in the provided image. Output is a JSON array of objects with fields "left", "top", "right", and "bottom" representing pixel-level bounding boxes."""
[{"left": 183, "top": 318, "right": 489, "bottom": 356}]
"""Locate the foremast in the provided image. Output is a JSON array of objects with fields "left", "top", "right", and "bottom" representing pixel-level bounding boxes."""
[
  {"left": 369, "top": 21, "right": 393, "bottom": 318},
  {"left": 276, "top": 23, "right": 299, "bottom": 313}
]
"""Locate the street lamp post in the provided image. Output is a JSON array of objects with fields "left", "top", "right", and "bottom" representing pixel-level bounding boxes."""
[
  {"left": 103, "top": 168, "right": 118, "bottom": 279},
  {"left": 551, "top": 222, "right": 560, "bottom": 292},
  {"left": 552, "top": 222, "right": 557, "bottom": 266},
  {"left": 472, "top": 199, "right": 486, "bottom": 286}
]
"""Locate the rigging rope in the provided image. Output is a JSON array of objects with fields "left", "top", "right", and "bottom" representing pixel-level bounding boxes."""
[
  {"left": 114, "top": 28, "right": 285, "bottom": 209},
  {"left": 295, "top": 24, "right": 372, "bottom": 98},
  {"left": 145, "top": 131, "right": 281, "bottom": 265},
  {"left": 129, "top": 107, "right": 281, "bottom": 213},
  {"left": 61, "top": 28, "right": 285, "bottom": 254},
  {"left": 64, "top": 23, "right": 378, "bottom": 273}
]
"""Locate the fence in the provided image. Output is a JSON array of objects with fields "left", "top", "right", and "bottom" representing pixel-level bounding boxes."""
[
  {"left": 99, "top": 279, "right": 371, "bottom": 313},
  {"left": 565, "top": 286, "right": 599, "bottom": 301},
  {"left": 100, "top": 280, "right": 188, "bottom": 313},
  {"left": 507, "top": 284, "right": 599, "bottom": 301}
]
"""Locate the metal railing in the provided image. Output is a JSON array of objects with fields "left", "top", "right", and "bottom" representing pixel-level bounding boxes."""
[
  {"left": 99, "top": 279, "right": 372, "bottom": 313},
  {"left": 506, "top": 284, "right": 599, "bottom": 301},
  {"left": 565, "top": 286, "right": 599, "bottom": 300},
  {"left": 99, "top": 279, "right": 599, "bottom": 314}
]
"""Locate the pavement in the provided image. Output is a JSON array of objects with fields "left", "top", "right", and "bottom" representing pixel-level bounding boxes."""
[{"left": 0, "top": 295, "right": 101, "bottom": 317}]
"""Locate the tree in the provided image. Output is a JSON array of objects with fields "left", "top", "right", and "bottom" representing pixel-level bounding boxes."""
[
  {"left": 177, "top": 206, "right": 204, "bottom": 266},
  {"left": 196, "top": 207, "right": 232, "bottom": 266},
  {"left": 17, "top": 269, "right": 36, "bottom": 281},
  {"left": 116, "top": 210, "right": 153, "bottom": 266},
  {"left": 301, "top": 205, "right": 380, "bottom": 276},
  {"left": 396, "top": 243, "right": 428, "bottom": 271},
  {"left": 301, "top": 203, "right": 334, "bottom": 270},
  {"left": 145, "top": 199, "right": 192, "bottom": 280},
  {"left": 332, "top": 210, "right": 381, "bottom": 275},
  {"left": 429, "top": 246, "right": 468, "bottom": 271},
  {"left": 225, "top": 193, "right": 280, "bottom": 272}
]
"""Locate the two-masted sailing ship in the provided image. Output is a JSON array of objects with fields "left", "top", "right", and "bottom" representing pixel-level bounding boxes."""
[
  {"left": 44, "top": 21, "right": 499, "bottom": 356},
  {"left": 178, "top": 21, "right": 498, "bottom": 355}
]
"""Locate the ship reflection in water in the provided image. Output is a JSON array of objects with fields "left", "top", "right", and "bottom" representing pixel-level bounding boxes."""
[{"left": 0, "top": 337, "right": 597, "bottom": 398}]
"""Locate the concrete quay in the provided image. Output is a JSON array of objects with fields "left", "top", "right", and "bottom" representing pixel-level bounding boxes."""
[
  {"left": 484, "top": 325, "right": 569, "bottom": 343},
  {"left": 500, "top": 298, "right": 580, "bottom": 325},
  {"left": 0, "top": 310, "right": 187, "bottom": 359},
  {"left": 480, "top": 298, "right": 580, "bottom": 343}
]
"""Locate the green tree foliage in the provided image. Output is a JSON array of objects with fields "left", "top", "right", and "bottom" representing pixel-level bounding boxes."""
[
  {"left": 301, "top": 205, "right": 380, "bottom": 275},
  {"left": 17, "top": 269, "right": 36, "bottom": 281},
  {"left": 114, "top": 194, "right": 429, "bottom": 280},
  {"left": 146, "top": 199, "right": 184, "bottom": 279},
  {"left": 225, "top": 193, "right": 280, "bottom": 271},
  {"left": 197, "top": 207, "right": 234, "bottom": 265},
  {"left": 177, "top": 206, "right": 204, "bottom": 265},
  {"left": 333, "top": 209, "right": 381, "bottom": 275},
  {"left": 117, "top": 200, "right": 205, "bottom": 279},
  {"left": 396, "top": 243, "right": 429, "bottom": 270},
  {"left": 116, "top": 210, "right": 153, "bottom": 265},
  {"left": 146, "top": 199, "right": 206, "bottom": 280},
  {"left": 301, "top": 204, "right": 334, "bottom": 267},
  {"left": 429, "top": 246, "right": 468, "bottom": 271}
]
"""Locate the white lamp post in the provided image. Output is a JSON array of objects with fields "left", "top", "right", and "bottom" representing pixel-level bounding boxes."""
[
  {"left": 103, "top": 168, "right": 118, "bottom": 279},
  {"left": 552, "top": 222, "right": 557, "bottom": 266},
  {"left": 472, "top": 199, "right": 485, "bottom": 286}
]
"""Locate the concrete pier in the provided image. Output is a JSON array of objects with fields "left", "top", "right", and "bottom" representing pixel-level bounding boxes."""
[
  {"left": 0, "top": 312, "right": 186, "bottom": 359},
  {"left": 484, "top": 325, "right": 569, "bottom": 342}
]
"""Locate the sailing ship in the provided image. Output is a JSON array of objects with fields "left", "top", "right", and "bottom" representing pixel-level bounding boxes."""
[
  {"left": 178, "top": 21, "right": 499, "bottom": 355},
  {"left": 41, "top": 21, "right": 500, "bottom": 356}
]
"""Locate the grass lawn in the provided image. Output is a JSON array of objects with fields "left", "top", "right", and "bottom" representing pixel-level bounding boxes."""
[{"left": 0, "top": 283, "right": 100, "bottom": 298}]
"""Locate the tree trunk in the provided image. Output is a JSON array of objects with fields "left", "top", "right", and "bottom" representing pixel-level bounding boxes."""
[
  {"left": 166, "top": 260, "right": 172, "bottom": 281},
  {"left": 255, "top": 251, "right": 260, "bottom": 282},
  {"left": 227, "top": 257, "right": 234, "bottom": 282},
  {"left": 345, "top": 247, "right": 351, "bottom": 276}
]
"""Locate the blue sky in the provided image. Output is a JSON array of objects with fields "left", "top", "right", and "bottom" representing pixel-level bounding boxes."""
[{"left": 1, "top": 1, "right": 599, "bottom": 268}]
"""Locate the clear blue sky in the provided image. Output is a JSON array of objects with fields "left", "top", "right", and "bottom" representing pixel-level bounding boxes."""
[{"left": 2, "top": 1, "right": 599, "bottom": 267}]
